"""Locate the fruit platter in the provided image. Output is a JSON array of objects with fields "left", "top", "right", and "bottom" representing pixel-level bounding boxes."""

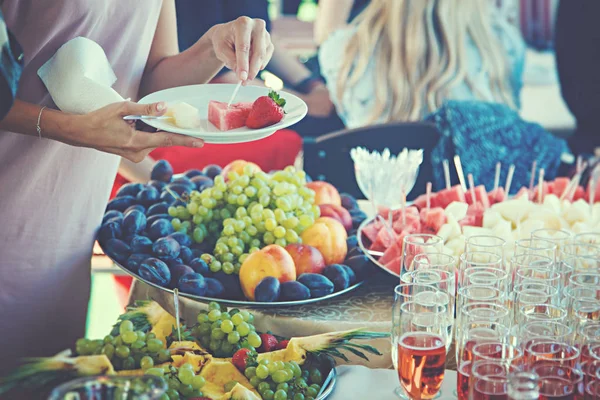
[
  {"left": 98, "top": 159, "right": 374, "bottom": 307},
  {"left": 138, "top": 84, "right": 308, "bottom": 144},
  {"left": 358, "top": 176, "right": 600, "bottom": 277},
  {"left": 0, "top": 300, "right": 387, "bottom": 399}
]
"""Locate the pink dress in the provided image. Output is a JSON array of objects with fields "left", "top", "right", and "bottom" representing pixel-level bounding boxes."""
[{"left": 0, "top": 0, "right": 161, "bottom": 375}]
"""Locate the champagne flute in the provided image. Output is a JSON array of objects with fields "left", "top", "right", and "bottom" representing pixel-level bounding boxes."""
[
  {"left": 401, "top": 234, "right": 443, "bottom": 276},
  {"left": 393, "top": 296, "right": 448, "bottom": 400}
]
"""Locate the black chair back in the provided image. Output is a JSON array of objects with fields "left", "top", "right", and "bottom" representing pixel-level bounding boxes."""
[{"left": 303, "top": 122, "right": 441, "bottom": 200}]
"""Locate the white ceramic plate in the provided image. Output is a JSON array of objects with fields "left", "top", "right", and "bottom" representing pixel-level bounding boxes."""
[{"left": 138, "top": 84, "right": 308, "bottom": 144}]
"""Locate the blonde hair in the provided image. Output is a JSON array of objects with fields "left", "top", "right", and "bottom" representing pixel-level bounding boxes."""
[{"left": 337, "top": 0, "right": 515, "bottom": 124}]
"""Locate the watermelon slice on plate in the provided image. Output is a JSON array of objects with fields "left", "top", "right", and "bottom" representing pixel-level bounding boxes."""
[
  {"left": 370, "top": 227, "right": 398, "bottom": 252},
  {"left": 488, "top": 187, "right": 506, "bottom": 205},
  {"left": 208, "top": 101, "right": 253, "bottom": 131},
  {"left": 361, "top": 221, "right": 382, "bottom": 244},
  {"left": 420, "top": 207, "right": 447, "bottom": 234},
  {"left": 435, "top": 185, "right": 466, "bottom": 209},
  {"left": 573, "top": 185, "right": 585, "bottom": 201},
  {"left": 514, "top": 186, "right": 531, "bottom": 200},
  {"left": 466, "top": 203, "right": 485, "bottom": 227},
  {"left": 551, "top": 177, "right": 570, "bottom": 197},
  {"left": 413, "top": 194, "right": 428, "bottom": 210},
  {"left": 465, "top": 185, "right": 491, "bottom": 209}
]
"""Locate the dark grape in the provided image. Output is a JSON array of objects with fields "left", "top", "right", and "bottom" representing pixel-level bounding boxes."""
[
  {"left": 102, "top": 210, "right": 123, "bottom": 225},
  {"left": 179, "top": 246, "right": 193, "bottom": 264},
  {"left": 338, "top": 264, "right": 356, "bottom": 285},
  {"left": 178, "top": 273, "right": 207, "bottom": 296},
  {"left": 147, "top": 202, "right": 169, "bottom": 216},
  {"left": 123, "top": 210, "right": 147, "bottom": 236},
  {"left": 126, "top": 253, "right": 152, "bottom": 273},
  {"left": 297, "top": 274, "right": 334, "bottom": 298},
  {"left": 136, "top": 186, "right": 160, "bottom": 206},
  {"left": 202, "top": 164, "right": 222, "bottom": 179},
  {"left": 279, "top": 281, "right": 310, "bottom": 301},
  {"left": 189, "top": 258, "right": 209, "bottom": 275},
  {"left": 204, "top": 278, "right": 225, "bottom": 298},
  {"left": 152, "top": 237, "right": 181, "bottom": 260},
  {"left": 146, "top": 214, "right": 173, "bottom": 227},
  {"left": 323, "top": 265, "right": 350, "bottom": 291},
  {"left": 345, "top": 255, "right": 373, "bottom": 280},
  {"left": 148, "top": 179, "right": 167, "bottom": 192},
  {"left": 169, "top": 264, "right": 195, "bottom": 289},
  {"left": 124, "top": 204, "right": 146, "bottom": 215},
  {"left": 340, "top": 193, "right": 359, "bottom": 211},
  {"left": 211, "top": 271, "right": 244, "bottom": 300},
  {"left": 254, "top": 276, "right": 280, "bottom": 302},
  {"left": 151, "top": 160, "right": 174, "bottom": 183},
  {"left": 116, "top": 183, "right": 145, "bottom": 198},
  {"left": 165, "top": 183, "right": 192, "bottom": 196},
  {"left": 346, "top": 235, "right": 358, "bottom": 252},
  {"left": 106, "top": 196, "right": 136, "bottom": 212},
  {"left": 171, "top": 176, "right": 195, "bottom": 188},
  {"left": 129, "top": 235, "right": 153, "bottom": 253},
  {"left": 190, "top": 176, "right": 214, "bottom": 192},
  {"left": 168, "top": 232, "right": 193, "bottom": 247},
  {"left": 148, "top": 219, "right": 174, "bottom": 241},
  {"left": 159, "top": 191, "right": 177, "bottom": 204},
  {"left": 98, "top": 220, "right": 122, "bottom": 243},
  {"left": 184, "top": 169, "right": 204, "bottom": 179},
  {"left": 163, "top": 257, "right": 184, "bottom": 269},
  {"left": 139, "top": 258, "right": 171, "bottom": 286}
]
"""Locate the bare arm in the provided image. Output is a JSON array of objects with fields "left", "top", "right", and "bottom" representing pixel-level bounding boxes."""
[
  {"left": 314, "top": 0, "right": 354, "bottom": 45},
  {"left": 0, "top": 99, "right": 202, "bottom": 162},
  {"left": 140, "top": 0, "right": 274, "bottom": 96}
]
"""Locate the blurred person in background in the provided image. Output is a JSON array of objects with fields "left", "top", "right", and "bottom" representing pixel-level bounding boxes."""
[
  {"left": 313, "top": 0, "right": 370, "bottom": 45},
  {"left": 318, "top": 0, "right": 526, "bottom": 128},
  {"left": 0, "top": 7, "right": 22, "bottom": 119},
  {"left": 555, "top": 1, "right": 600, "bottom": 159}
]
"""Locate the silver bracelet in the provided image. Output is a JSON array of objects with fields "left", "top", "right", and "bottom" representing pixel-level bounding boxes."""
[{"left": 37, "top": 106, "right": 47, "bottom": 139}]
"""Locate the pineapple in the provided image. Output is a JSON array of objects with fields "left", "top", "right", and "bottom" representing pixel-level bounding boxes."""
[
  {"left": 199, "top": 359, "right": 260, "bottom": 398},
  {"left": 257, "top": 329, "right": 388, "bottom": 365},
  {"left": 112, "top": 300, "right": 177, "bottom": 343},
  {"left": 0, "top": 354, "right": 114, "bottom": 395},
  {"left": 222, "top": 383, "right": 262, "bottom": 400}
]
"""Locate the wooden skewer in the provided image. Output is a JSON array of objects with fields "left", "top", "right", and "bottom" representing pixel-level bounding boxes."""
[
  {"left": 504, "top": 164, "right": 515, "bottom": 196},
  {"left": 426, "top": 182, "right": 432, "bottom": 211},
  {"left": 568, "top": 173, "right": 582, "bottom": 202},
  {"left": 454, "top": 155, "right": 467, "bottom": 193},
  {"left": 576, "top": 155, "right": 583, "bottom": 174},
  {"left": 560, "top": 175, "right": 577, "bottom": 201},
  {"left": 538, "top": 168, "right": 545, "bottom": 204},
  {"left": 401, "top": 190, "right": 407, "bottom": 227},
  {"left": 589, "top": 165, "right": 600, "bottom": 208},
  {"left": 529, "top": 160, "right": 537, "bottom": 200},
  {"left": 443, "top": 159, "right": 451, "bottom": 190},
  {"left": 493, "top": 162, "right": 502, "bottom": 193},
  {"left": 467, "top": 173, "right": 477, "bottom": 205}
]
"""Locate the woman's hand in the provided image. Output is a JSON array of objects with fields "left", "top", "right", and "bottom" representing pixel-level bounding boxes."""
[
  {"left": 72, "top": 101, "right": 204, "bottom": 162},
  {"left": 209, "top": 17, "right": 275, "bottom": 83}
]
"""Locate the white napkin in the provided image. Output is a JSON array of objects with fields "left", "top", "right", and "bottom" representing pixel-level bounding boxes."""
[
  {"left": 329, "top": 365, "right": 457, "bottom": 400},
  {"left": 38, "top": 36, "right": 125, "bottom": 114}
]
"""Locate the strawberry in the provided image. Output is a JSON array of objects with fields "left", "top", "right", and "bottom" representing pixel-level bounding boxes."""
[
  {"left": 258, "top": 333, "right": 279, "bottom": 353},
  {"left": 275, "top": 339, "right": 290, "bottom": 350},
  {"left": 246, "top": 91, "right": 286, "bottom": 129},
  {"left": 231, "top": 348, "right": 257, "bottom": 372}
]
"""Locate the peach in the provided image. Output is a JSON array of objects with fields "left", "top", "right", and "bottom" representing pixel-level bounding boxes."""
[
  {"left": 300, "top": 217, "right": 348, "bottom": 265},
  {"left": 306, "top": 181, "right": 342, "bottom": 206},
  {"left": 319, "top": 204, "right": 352, "bottom": 232},
  {"left": 239, "top": 244, "right": 296, "bottom": 300},
  {"left": 221, "top": 160, "right": 261, "bottom": 181},
  {"left": 285, "top": 244, "right": 327, "bottom": 275}
]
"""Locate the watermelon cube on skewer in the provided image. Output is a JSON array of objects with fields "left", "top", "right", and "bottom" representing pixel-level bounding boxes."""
[{"left": 208, "top": 101, "right": 253, "bottom": 131}]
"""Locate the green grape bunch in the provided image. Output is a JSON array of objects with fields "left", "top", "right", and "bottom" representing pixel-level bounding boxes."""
[{"left": 168, "top": 166, "right": 319, "bottom": 273}]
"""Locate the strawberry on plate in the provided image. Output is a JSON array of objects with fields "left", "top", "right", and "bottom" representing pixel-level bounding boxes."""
[
  {"left": 246, "top": 91, "right": 286, "bottom": 129},
  {"left": 232, "top": 348, "right": 257, "bottom": 372},
  {"left": 258, "top": 333, "right": 278, "bottom": 353}
]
